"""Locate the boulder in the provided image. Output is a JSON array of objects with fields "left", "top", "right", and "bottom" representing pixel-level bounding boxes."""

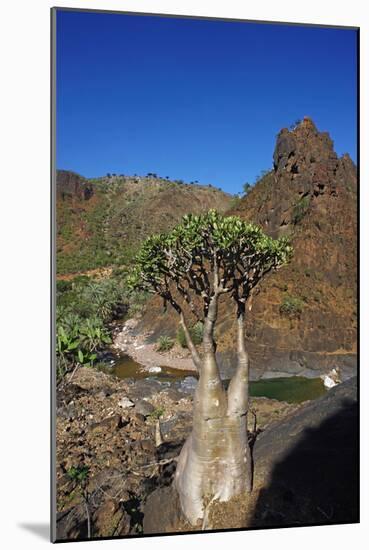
[
  {"left": 90, "top": 415, "right": 126, "bottom": 434},
  {"left": 118, "top": 397, "right": 134, "bottom": 409},
  {"left": 93, "top": 498, "right": 130, "bottom": 537},
  {"left": 251, "top": 377, "right": 358, "bottom": 527},
  {"left": 56, "top": 170, "right": 94, "bottom": 202},
  {"left": 143, "top": 485, "right": 186, "bottom": 534},
  {"left": 134, "top": 400, "right": 155, "bottom": 417}
]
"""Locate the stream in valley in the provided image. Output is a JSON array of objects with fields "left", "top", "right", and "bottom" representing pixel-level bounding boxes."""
[{"left": 100, "top": 354, "right": 327, "bottom": 403}]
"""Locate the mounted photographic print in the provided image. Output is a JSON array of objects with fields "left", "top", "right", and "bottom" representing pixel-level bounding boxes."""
[{"left": 51, "top": 7, "right": 359, "bottom": 542}]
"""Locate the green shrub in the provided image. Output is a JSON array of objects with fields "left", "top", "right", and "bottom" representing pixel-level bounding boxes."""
[
  {"left": 177, "top": 321, "right": 204, "bottom": 348},
  {"left": 56, "top": 309, "right": 111, "bottom": 381},
  {"left": 192, "top": 321, "right": 204, "bottom": 345},
  {"left": 127, "top": 302, "right": 143, "bottom": 317},
  {"left": 67, "top": 465, "right": 90, "bottom": 483},
  {"left": 72, "top": 275, "right": 90, "bottom": 286},
  {"left": 279, "top": 295, "right": 304, "bottom": 318},
  {"left": 58, "top": 276, "right": 129, "bottom": 322},
  {"left": 176, "top": 325, "right": 187, "bottom": 348},
  {"left": 157, "top": 336, "right": 174, "bottom": 352},
  {"left": 292, "top": 196, "right": 311, "bottom": 225},
  {"left": 56, "top": 279, "right": 73, "bottom": 293},
  {"left": 148, "top": 406, "right": 165, "bottom": 419},
  {"left": 80, "top": 280, "right": 124, "bottom": 321},
  {"left": 56, "top": 273, "right": 150, "bottom": 381}
]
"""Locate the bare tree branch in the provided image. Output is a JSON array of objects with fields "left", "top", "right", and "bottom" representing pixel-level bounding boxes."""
[{"left": 180, "top": 312, "right": 202, "bottom": 371}]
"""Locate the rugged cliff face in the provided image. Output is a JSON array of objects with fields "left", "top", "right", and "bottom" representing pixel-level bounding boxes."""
[
  {"left": 139, "top": 118, "right": 357, "bottom": 379},
  {"left": 56, "top": 170, "right": 94, "bottom": 202}
]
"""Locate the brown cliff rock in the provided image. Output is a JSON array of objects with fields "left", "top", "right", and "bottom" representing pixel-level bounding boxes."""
[{"left": 56, "top": 170, "right": 94, "bottom": 201}]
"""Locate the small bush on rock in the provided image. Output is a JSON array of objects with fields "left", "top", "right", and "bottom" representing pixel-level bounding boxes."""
[
  {"left": 292, "top": 196, "right": 311, "bottom": 225},
  {"left": 157, "top": 336, "right": 174, "bottom": 352},
  {"left": 148, "top": 406, "right": 165, "bottom": 419},
  {"left": 280, "top": 295, "right": 304, "bottom": 318}
]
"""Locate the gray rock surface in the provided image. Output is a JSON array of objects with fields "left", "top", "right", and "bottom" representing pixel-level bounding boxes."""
[
  {"left": 134, "top": 399, "right": 155, "bottom": 416},
  {"left": 251, "top": 377, "right": 358, "bottom": 527}
]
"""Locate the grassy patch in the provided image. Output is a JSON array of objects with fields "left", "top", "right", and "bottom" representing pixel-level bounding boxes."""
[
  {"left": 279, "top": 295, "right": 305, "bottom": 318},
  {"left": 292, "top": 195, "right": 311, "bottom": 225},
  {"left": 148, "top": 406, "right": 165, "bottom": 420},
  {"left": 156, "top": 335, "right": 174, "bottom": 352}
]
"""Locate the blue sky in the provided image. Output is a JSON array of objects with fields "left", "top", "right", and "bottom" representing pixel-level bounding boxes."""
[{"left": 56, "top": 10, "right": 357, "bottom": 195}]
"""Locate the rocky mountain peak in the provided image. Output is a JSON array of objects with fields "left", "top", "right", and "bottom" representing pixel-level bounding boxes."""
[
  {"left": 273, "top": 116, "right": 337, "bottom": 178},
  {"left": 255, "top": 118, "right": 357, "bottom": 240},
  {"left": 219, "top": 119, "right": 357, "bottom": 380}
]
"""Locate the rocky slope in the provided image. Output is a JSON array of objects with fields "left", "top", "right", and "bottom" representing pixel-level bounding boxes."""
[
  {"left": 138, "top": 118, "right": 357, "bottom": 380},
  {"left": 55, "top": 367, "right": 299, "bottom": 540},
  {"left": 56, "top": 171, "right": 232, "bottom": 274}
]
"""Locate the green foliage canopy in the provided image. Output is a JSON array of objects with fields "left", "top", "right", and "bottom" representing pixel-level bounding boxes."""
[{"left": 128, "top": 210, "right": 292, "bottom": 316}]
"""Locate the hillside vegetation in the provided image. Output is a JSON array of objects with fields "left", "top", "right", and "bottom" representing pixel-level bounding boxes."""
[{"left": 56, "top": 172, "right": 232, "bottom": 274}]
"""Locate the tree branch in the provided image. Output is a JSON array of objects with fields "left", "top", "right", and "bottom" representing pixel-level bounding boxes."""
[
  {"left": 227, "top": 301, "right": 249, "bottom": 416},
  {"left": 180, "top": 312, "right": 202, "bottom": 371}
]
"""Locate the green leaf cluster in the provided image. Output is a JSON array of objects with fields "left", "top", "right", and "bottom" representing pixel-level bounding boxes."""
[
  {"left": 56, "top": 274, "right": 148, "bottom": 380},
  {"left": 128, "top": 210, "right": 293, "bottom": 306},
  {"left": 279, "top": 294, "right": 305, "bottom": 318},
  {"left": 57, "top": 277, "right": 127, "bottom": 322},
  {"left": 56, "top": 311, "right": 111, "bottom": 378},
  {"left": 67, "top": 465, "right": 90, "bottom": 484},
  {"left": 148, "top": 406, "right": 165, "bottom": 419}
]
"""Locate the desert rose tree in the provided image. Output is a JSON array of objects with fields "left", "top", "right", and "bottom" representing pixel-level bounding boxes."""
[{"left": 128, "top": 210, "right": 292, "bottom": 525}]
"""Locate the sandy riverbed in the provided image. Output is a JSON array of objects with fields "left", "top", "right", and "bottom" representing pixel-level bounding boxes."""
[{"left": 112, "top": 317, "right": 197, "bottom": 372}]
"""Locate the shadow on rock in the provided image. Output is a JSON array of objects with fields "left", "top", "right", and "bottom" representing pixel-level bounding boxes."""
[{"left": 250, "top": 378, "right": 358, "bottom": 528}]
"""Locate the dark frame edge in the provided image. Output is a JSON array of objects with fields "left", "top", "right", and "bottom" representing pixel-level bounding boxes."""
[
  {"left": 51, "top": 5, "right": 359, "bottom": 31},
  {"left": 51, "top": 6, "right": 57, "bottom": 544},
  {"left": 356, "top": 26, "right": 360, "bottom": 524}
]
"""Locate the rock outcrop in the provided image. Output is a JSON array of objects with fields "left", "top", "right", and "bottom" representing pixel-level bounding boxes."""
[
  {"left": 56, "top": 170, "right": 94, "bottom": 201},
  {"left": 228, "top": 117, "right": 357, "bottom": 379}
]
